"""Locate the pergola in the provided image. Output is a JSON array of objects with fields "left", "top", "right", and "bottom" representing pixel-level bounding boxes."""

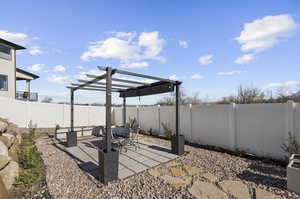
[{"left": 67, "top": 66, "right": 184, "bottom": 184}]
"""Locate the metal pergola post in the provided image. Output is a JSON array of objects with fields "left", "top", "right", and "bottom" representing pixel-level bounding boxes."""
[
  {"left": 123, "top": 97, "right": 126, "bottom": 126},
  {"left": 67, "top": 88, "right": 77, "bottom": 147},
  {"left": 171, "top": 81, "right": 184, "bottom": 155},
  {"left": 105, "top": 67, "right": 112, "bottom": 152}
]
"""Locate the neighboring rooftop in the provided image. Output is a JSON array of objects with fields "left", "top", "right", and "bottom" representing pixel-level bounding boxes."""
[
  {"left": 16, "top": 68, "right": 39, "bottom": 80},
  {"left": 0, "top": 38, "right": 26, "bottom": 50}
]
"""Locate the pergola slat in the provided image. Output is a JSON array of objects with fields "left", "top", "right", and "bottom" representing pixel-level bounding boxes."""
[{"left": 77, "top": 79, "right": 134, "bottom": 88}]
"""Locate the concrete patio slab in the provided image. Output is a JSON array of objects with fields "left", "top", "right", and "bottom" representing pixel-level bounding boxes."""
[{"left": 61, "top": 138, "right": 179, "bottom": 181}]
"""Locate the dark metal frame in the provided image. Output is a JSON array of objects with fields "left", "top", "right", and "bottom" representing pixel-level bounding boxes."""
[{"left": 67, "top": 66, "right": 184, "bottom": 184}]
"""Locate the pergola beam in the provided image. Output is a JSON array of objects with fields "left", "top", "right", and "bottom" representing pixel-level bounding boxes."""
[
  {"left": 98, "top": 66, "right": 176, "bottom": 83},
  {"left": 72, "top": 73, "right": 108, "bottom": 91}
]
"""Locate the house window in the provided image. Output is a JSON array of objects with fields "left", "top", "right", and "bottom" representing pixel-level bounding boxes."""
[
  {"left": 0, "top": 75, "right": 8, "bottom": 91},
  {"left": 0, "top": 44, "right": 12, "bottom": 60}
]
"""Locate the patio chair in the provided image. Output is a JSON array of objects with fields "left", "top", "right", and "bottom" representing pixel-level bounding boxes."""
[
  {"left": 126, "top": 124, "right": 141, "bottom": 151},
  {"left": 111, "top": 127, "right": 130, "bottom": 153}
]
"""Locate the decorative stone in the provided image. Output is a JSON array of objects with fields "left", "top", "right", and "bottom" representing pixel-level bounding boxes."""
[
  {"left": 219, "top": 180, "right": 251, "bottom": 199},
  {"left": 0, "top": 141, "right": 8, "bottom": 157},
  {"left": 2, "top": 133, "right": 15, "bottom": 144},
  {"left": 255, "top": 188, "right": 285, "bottom": 199},
  {"left": 0, "top": 121, "right": 8, "bottom": 134},
  {"left": 148, "top": 169, "right": 161, "bottom": 177},
  {"left": 183, "top": 165, "right": 203, "bottom": 176},
  {"left": 165, "top": 161, "right": 181, "bottom": 167},
  {"left": 0, "top": 136, "right": 12, "bottom": 148},
  {"left": 0, "top": 161, "right": 19, "bottom": 190},
  {"left": 0, "top": 177, "right": 8, "bottom": 199},
  {"left": 0, "top": 155, "right": 10, "bottom": 170},
  {"left": 189, "top": 180, "right": 228, "bottom": 199},
  {"left": 8, "top": 144, "right": 18, "bottom": 162},
  {"left": 202, "top": 172, "right": 218, "bottom": 182},
  {"left": 161, "top": 175, "right": 192, "bottom": 187},
  {"left": 170, "top": 167, "right": 184, "bottom": 177}
]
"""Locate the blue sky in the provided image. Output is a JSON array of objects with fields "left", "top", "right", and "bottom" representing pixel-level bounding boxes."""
[{"left": 1, "top": 0, "right": 300, "bottom": 104}]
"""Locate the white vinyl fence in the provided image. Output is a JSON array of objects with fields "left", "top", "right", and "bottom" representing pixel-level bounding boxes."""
[
  {"left": 1, "top": 96, "right": 299, "bottom": 160},
  {"left": 0, "top": 97, "right": 106, "bottom": 128},
  {"left": 114, "top": 101, "right": 300, "bottom": 160}
]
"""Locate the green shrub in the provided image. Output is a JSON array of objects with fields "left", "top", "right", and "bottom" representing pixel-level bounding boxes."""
[
  {"left": 281, "top": 132, "right": 299, "bottom": 158},
  {"left": 18, "top": 146, "right": 42, "bottom": 169},
  {"left": 14, "top": 169, "right": 41, "bottom": 185},
  {"left": 161, "top": 122, "right": 173, "bottom": 139},
  {"left": 147, "top": 128, "right": 158, "bottom": 137}
]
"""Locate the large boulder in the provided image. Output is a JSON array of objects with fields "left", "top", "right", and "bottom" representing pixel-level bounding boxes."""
[
  {"left": 0, "top": 141, "right": 8, "bottom": 157},
  {"left": 0, "top": 155, "right": 10, "bottom": 170},
  {"left": 0, "top": 121, "right": 8, "bottom": 135},
  {"left": 6, "top": 123, "right": 20, "bottom": 136},
  {"left": 0, "top": 161, "right": 19, "bottom": 190},
  {"left": 8, "top": 144, "right": 18, "bottom": 162},
  {"left": 0, "top": 136, "right": 12, "bottom": 148},
  {"left": 0, "top": 177, "right": 8, "bottom": 199}
]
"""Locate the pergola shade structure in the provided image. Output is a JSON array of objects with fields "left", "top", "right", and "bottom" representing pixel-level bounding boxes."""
[{"left": 67, "top": 66, "right": 184, "bottom": 184}]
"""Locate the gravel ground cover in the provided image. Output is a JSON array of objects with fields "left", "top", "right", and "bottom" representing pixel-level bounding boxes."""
[{"left": 36, "top": 134, "right": 300, "bottom": 199}]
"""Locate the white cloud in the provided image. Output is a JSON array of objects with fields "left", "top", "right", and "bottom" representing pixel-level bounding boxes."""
[
  {"left": 29, "top": 46, "right": 43, "bottom": 55},
  {"left": 234, "top": 54, "right": 254, "bottom": 64},
  {"left": 121, "top": 61, "right": 149, "bottom": 68},
  {"left": 138, "top": 31, "right": 166, "bottom": 62},
  {"left": 81, "top": 31, "right": 166, "bottom": 63},
  {"left": 199, "top": 54, "right": 213, "bottom": 65},
  {"left": 47, "top": 74, "right": 70, "bottom": 84},
  {"left": 0, "top": 30, "right": 30, "bottom": 46},
  {"left": 264, "top": 81, "right": 300, "bottom": 89},
  {"left": 74, "top": 69, "right": 105, "bottom": 80},
  {"left": 76, "top": 65, "right": 84, "bottom": 70},
  {"left": 53, "top": 65, "right": 66, "bottom": 72},
  {"left": 169, "top": 74, "right": 177, "bottom": 80},
  {"left": 114, "top": 32, "right": 135, "bottom": 39},
  {"left": 236, "top": 14, "right": 298, "bottom": 52},
  {"left": 217, "top": 70, "right": 247, "bottom": 76},
  {"left": 179, "top": 40, "right": 188, "bottom": 48},
  {"left": 27, "top": 64, "right": 45, "bottom": 72},
  {"left": 191, "top": 74, "right": 203, "bottom": 79}
]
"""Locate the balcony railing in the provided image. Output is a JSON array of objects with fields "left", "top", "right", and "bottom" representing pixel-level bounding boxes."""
[{"left": 16, "top": 91, "right": 38, "bottom": 101}]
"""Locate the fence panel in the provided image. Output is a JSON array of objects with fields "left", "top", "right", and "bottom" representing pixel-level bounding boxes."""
[
  {"left": 236, "top": 103, "right": 286, "bottom": 159},
  {"left": 294, "top": 103, "right": 300, "bottom": 147},
  {"left": 139, "top": 106, "right": 159, "bottom": 134},
  {"left": 28, "top": 102, "right": 64, "bottom": 128},
  {"left": 89, "top": 106, "right": 106, "bottom": 126},
  {"left": 191, "top": 104, "right": 233, "bottom": 150},
  {"left": 0, "top": 97, "right": 28, "bottom": 127}
]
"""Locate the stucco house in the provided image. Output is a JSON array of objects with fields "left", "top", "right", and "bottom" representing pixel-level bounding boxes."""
[{"left": 0, "top": 38, "right": 39, "bottom": 101}]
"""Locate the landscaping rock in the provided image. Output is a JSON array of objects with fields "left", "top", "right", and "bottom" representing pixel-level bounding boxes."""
[
  {"left": 202, "top": 172, "right": 219, "bottom": 182},
  {"left": 219, "top": 180, "right": 251, "bottom": 199},
  {"left": 170, "top": 167, "right": 184, "bottom": 177},
  {"left": 0, "top": 177, "right": 8, "bottom": 199},
  {"left": 0, "top": 121, "right": 8, "bottom": 134},
  {"left": 0, "top": 161, "right": 19, "bottom": 190},
  {"left": 2, "top": 133, "right": 15, "bottom": 144},
  {"left": 183, "top": 164, "right": 203, "bottom": 176},
  {"left": 161, "top": 175, "right": 192, "bottom": 187},
  {"left": 255, "top": 188, "right": 286, "bottom": 199},
  {"left": 148, "top": 169, "right": 161, "bottom": 177},
  {"left": 0, "top": 141, "right": 8, "bottom": 156},
  {"left": 0, "top": 136, "right": 12, "bottom": 148},
  {"left": 8, "top": 144, "right": 18, "bottom": 162},
  {"left": 0, "top": 155, "right": 10, "bottom": 170},
  {"left": 188, "top": 180, "right": 228, "bottom": 199}
]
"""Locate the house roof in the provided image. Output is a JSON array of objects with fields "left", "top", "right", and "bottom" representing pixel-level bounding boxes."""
[
  {"left": 16, "top": 68, "right": 39, "bottom": 80},
  {"left": 0, "top": 38, "right": 26, "bottom": 50}
]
